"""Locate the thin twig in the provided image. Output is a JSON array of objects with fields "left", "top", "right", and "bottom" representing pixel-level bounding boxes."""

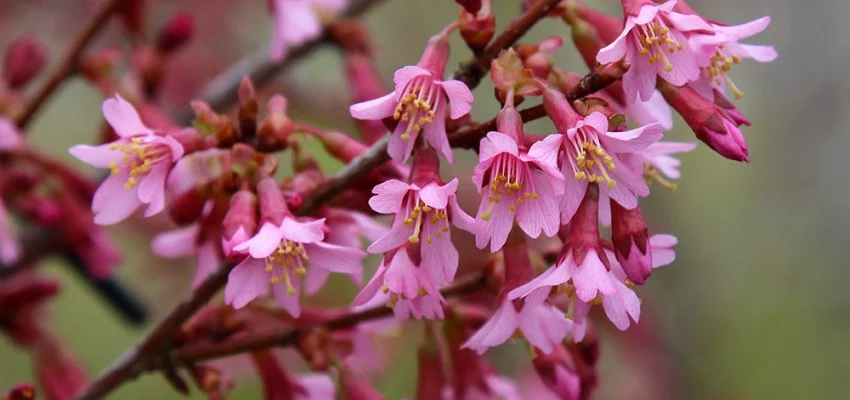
[
  {"left": 147, "top": 273, "right": 486, "bottom": 369},
  {"left": 13, "top": 0, "right": 125, "bottom": 129},
  {"left": 172, "top": 0, "right": 388, "bottom": 125}
]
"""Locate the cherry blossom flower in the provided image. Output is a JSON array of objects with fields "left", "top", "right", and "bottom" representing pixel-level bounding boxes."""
[
  {"left": 152, "top": 207, "right": 223, "bottom": 289},
  {"left": 269, "top": 0, "right": 346, "bottom": 62},
  {"left": 350, "top": 27, "right": 474, "bottom": 163},
  {"left": 472, "top": 100, "right": 564, "bottom": 252},
  {"left": 0, "top": 201, "right": 19, "bottom": 266},
  {"left": 224, "top": 178, "right": 366, "bottom": 316},
  {"left": 597, "top": 0, "right": 713, "bottom": 102},
  {"left": 544, "top": 88, "right": 663, "bottom": 222},
  {"left": 633, "top": 141, "right": 697, "bottom": 190},
  {"left": 69, "top": 94, "right": 184, "bottom": 225}
]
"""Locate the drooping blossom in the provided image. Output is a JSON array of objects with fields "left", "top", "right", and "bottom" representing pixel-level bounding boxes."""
[
  {"left": 350, "top": 26, "right": 474, "bottom": 163},
  {"left": 224, "top": 178, "right": 366, "bottom": 317},
  {"left": 630, "top": 141, "right": 697, "bottom": 190},
  {"left": 543, "top": 88, "right": 663, "bottom": 223},
  {"left": 596, "top": 0, "right": 712, "bottom": 102},
  {"left": 367, "top": 148, "right": 474, "bottom": 284},
  {"left": 69, "top": 94, "right": 184, "bottom": 225},
  {"left": 472, "top": 98, "right": 564, "bottom": 252},
  {"left": 152, "top": 201, "right": 224, "bottom": 289},
  {"left": 353, "top": 246, "right": 446, "bottom": 320},
  {"left": 269, "top": 0, "right": 346, "bottom": 62},
  {"left": 463, "top": 233, "right": 573, "bottom": 355},
  {"left": 673, "top": 0, "right": 777, "bottom": 100}
]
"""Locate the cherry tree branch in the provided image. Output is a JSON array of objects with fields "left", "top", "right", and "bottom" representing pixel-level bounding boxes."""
[
  {"left": 147, "top": 273, "right": 486, "bottom": 370},
  {"left": 172, "top": 0, "right": 388, "bottom": 125},
  {"left": 14, "top": 0, "right": 126, "bottom": 129}
]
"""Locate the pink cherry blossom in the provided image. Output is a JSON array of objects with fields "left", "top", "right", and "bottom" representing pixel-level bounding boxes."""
[
  {"left": 269, "top": 0, "right": 347, "bottom": 62},
  {"left": 367, "top": 177, "right": 474, "bottom": 284},
  {"left": 0, "top": 201, "right": 20, "bottom": 266},
  {"left": 597, "top": 0, "right": 713, "bottom": 102},
  {"left": 350, "top": 29, "right": 474, "bottom": 163},
  {"left": 461, "top": 297, "right": 573, "bottom": 355},
  {"left": 353, "top": 247, "right": 445, "bottom": 320},
  {"left": 225, "top": 216, "right": 366, "bottom": 317},
  {"left": 637, "top": 141, "right": 697, "bottom": 188},
  {"left": 649, "top": 233, "right": 678, "bottom": 268},
  {"left": 152, "top": 218, "right": 222, "bottom": 289},
  {"left": 0, "top": 117, "right": 23, "bottom": 150},
  {"left": 558, "top": 111, "right": 663, "bottom": 223},
  {"left": 472, "top": 131, "right": 564, "bottom": 252},
  {"left": 69, "top": 94, "right": 184, "bottom": 225}
]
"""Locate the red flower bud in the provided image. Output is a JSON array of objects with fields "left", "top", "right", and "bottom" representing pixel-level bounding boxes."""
[
  {"left": 3, "top": 383, "right": 36, "bottom": 400},
  {"left": 610, "top": 201, "right": 652, "bottom": 285},
  {"left": 221, "top": 189, "right": 257, "bottom": 260},
  {"left": 156, "top": 12, "right": 194, "bottom": 55},
  {"left": 3, "top": 36, "right": 46, "bottom": 90}
]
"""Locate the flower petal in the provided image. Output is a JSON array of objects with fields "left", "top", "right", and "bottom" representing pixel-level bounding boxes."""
[
  {"left": 102, "top": 94, "right": 152, "bottom": 137},
  {"left": 225, "top": 258, "right": 270, "bottom": 309},
  {"left": 281, "top": 218, "right": 326, "bottom": 243},
  {"left": 350, "top": 92, "right": 398, "bottom": 120},
  {"left": 419, "top": 179, "right": 458, "bottom": 210},
  {"left": 438, "top": 79, "right": 474, "bottom": 119}
]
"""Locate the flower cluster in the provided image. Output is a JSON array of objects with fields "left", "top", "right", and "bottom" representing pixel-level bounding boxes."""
[{"left": 0, "top": 0, "right": 775, "bottom": 398}]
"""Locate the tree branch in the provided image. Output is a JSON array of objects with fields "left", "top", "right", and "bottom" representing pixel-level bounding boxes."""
[
  {"left": 13, "top": 0, "right": 125, "bottom": 129},
  {"left": 148, "top": 273, "right": 486, "bottom": 369},
  {"left": 172, "top": 0, "right": 388, "bottom": 125}
]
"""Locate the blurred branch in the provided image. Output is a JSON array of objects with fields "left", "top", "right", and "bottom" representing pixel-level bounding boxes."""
[
  {"left": 147, "top": 273, "right": 486, "bottom": 369},
  {"left": 13, "top": 0, "right": 125, "bottom": 129},
  {"left": 172, "top": 0, "right": 388, "bottom": 125}
]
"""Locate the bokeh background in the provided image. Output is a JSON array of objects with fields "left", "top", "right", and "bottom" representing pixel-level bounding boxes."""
[{"left": 1, "top": 0, "right": 847, "bottom": 399}]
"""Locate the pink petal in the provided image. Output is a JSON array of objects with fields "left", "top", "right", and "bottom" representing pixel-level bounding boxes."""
[
  {"left": 625, "top": 90, "right": 674, "bottom": 130},
  {"left": 602, "top": 280, "right": 641, "bottom": 330},
  {"left": 518, "top": 303, "right": 572, "bottom": 354},
  {"left": 274, "top": 1, "right": 321, "bottom": 44},
  {"left": 419, "top": 179, "right": 458, "bottom": 210},
  {"left": 273, "top": 275, "right": 302, "bottom": 317},
  {"left": 423, "top": 99, "right": 453, "bottom": 163},
  {"left": 571, "top": 249, "right": 616, "bottom": 302},
  {"left": 634, "top": 3, "right": 664, "bottom": 24},
  {"left": 387, "top": 123, "right": 418, "bottom": 163},
  {"left": 666, "top": 11, "right": 713, "bottom": 32},
  {"left": 623, "top": 50, "right": 657, "bottom": 103},
  {"left": 304, "top": 266, "right": 331, "bottom": 295},
  {"left": 474, "top": 197, "right": 514, "bottom": 252},
  {"left": 596, "top": 19, "right": 636, "bottom": 64},
  {"left": 0, "top": 118, "right": 22, "bottom": 150},
  {"left": 296, "top": 374, "right": 336, "bottom": 400},
  {"left": 729, "top": 43, "right": 777, "bottom": 63},
  {"left": 350, "top": 92, "right": 398, "bottom": 120},
  {"left": 68, "top": 143, "right": 123, "bottom": 168},
  {"left": 369, "top": 179, "right": 410, "bottom": 214},
  {"left": 601, "top": 122, "right": 663, "bottom": 153},
  {"left": 420, "top": 232, "right": 458, "bottom": 285},
  {"left": 516, "top": 172, "right": 561, "bottom": 238},
  {"left": 367, "top": 215, "right": 413, "bottom": 254},
  {"left": 349, "top": 211, "right": 388, "bottom": 242},
  {"left": 393, "top": 66, "right": 431, "bottom": 90},
  {"left": 598, "top": 190, "right": 612, "bottom": 226},
  {"left": 281, "top": 218, "right": 326, "bottom": 243},
  {"left": 560, "top": 173, "right": 588, "bottom": 224},
  {"left": 353, "top": 262, "right": 388, "bottom": 306},
  {"left": 235, "top": 222, "right": 284, "bottom": 258},
  {"left": 714, "top": 16, "right": 771, "bottom": 41},
  {"left": 102, "top": 94, "right": 152, "bottom": 137},
  {"left": 91, "top": 173, "right": 142, "bottom": 225},
  {"left": 160, "top": 135, "right": 185, "bottom": 160},
  {"left": 306, "top": 241, "right": 366, "bottom": 274},
  {"left": 438, "top": 80, "right": 474, "bottom": 119},
  {"left": 526, "top": 134, "right": 562, "bottom": 169},
  {"left": 461, "top": 299, "right": 518, "bottom": 355},
  {"left": 479, "top": 131, "right": 519, "bottom": 162},
  {"left": 448, "top": 196, "right": 476, "bottom": 233},
  {"left": 383, "top": 249, "right": 421, "bottom": 299},
  {"left": 225, "top": 258, "right": 270, "bottom": 309},
  {"left": 193, "top": 241, "right": 220, "bottom": 289},
  {"left": 152, "top": 225, "right": 199, "bottom": 258},
  {"left": 656, "top": 30, "right": 701, "bottom": 85},
  {"left": 508, "top": 262, "right": 570, "bottom": 300},
  {"left": 582, "top": 112, "right": 610, "bottom": 134},
  {"left": 139, "top": 164, "right": 169, "bottom": 216}
]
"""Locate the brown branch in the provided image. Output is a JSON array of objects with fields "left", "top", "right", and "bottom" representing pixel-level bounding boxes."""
[
  {"left": 13, "top": 0, "right": 125, "bottom": 129},
  {"left": 148, "top": 273, "right": 486, "bottom": 369},
  {"left": 172, "top": 0, "right": 388, "bottom": 125},
  {"left": 453, "top": 0, "right": 563, "bottom": 89}
]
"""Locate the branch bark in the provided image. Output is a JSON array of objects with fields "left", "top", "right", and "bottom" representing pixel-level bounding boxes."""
[{"left": 14, "top": 0, "right": 125, "bottom": 129}]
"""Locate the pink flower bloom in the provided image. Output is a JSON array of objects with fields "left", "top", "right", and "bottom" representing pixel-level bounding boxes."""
[
  {"left": 368, "top": 176, "right": 473, "bottom": 284},
  {"left": 350, "top": 29, "right": 474, "bottom": 163},
  {"left": 152, "top": 218, "right": 222, "bottom": 289},
  {"left": 674, "top": 1, "right": 776, "bottom": 100},
  {"left": 597, "top": 0, "right": 712, "bottom": 102},
  {"left": 472, "top": 106, "right": 565, "bottom": 252},
  {"left": 552, "top": 108, "right": 662, "bottom": 223},
  {"left": 225, "top": 178, "right": 366, "bottom": 316},
  {"left": 269, "top": 0, "right": 346, "bottom": 62},
  {"left": 648, "top": 233, "right": 677, "bottom": 268},
  {"left": 69, "top": 94, "right": 184, "bottom": 225},
  {"left": 226, "top": 216, "right": 366, "bottom": 316},
  {"left": 461, "top": 297, "right": 573, "bottom": 355},
  {"left": 354, "top": 247, "right": 445, "bottom": 320},
  {"left": 637, "top": 141, "right": 697, "bottom": 188},
  {"left": 531, "top": 347, "right": 582, "bottom": 400}
]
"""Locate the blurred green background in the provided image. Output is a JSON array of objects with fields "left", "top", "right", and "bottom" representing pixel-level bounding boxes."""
[{"left": 2, "top": 0, "right": 847, "bottom": 399}]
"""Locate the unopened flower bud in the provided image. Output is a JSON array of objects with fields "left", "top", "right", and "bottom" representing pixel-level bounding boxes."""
[
  {"left": 156, "top": 12, "right": 194, "bottom": 55},
  {"left": 3, "top": 383, "right": 36, "bottom": 400},
  {"left": 542, "top": 87, "right": 582, "bottom": 134},
  {"left": 169, "top": 187, "right": 209, "bottom": 226},
  {"left": 119, "top": 0, "right": 145, "bottom": 36},
  {"left": 345, "top": 53, "right": 388, "bottom": 144},
  {"left": 659, "top": 81, "right": 750, "bottom": 162},
  {"left": 257, "top": 177, "right": 288, "bottom": 225},
  {"left": 257, "top": 95, "right": 293, "bottom": 150},
  {"left": 312, "top": 130, "right": 368, "bottom": 164},
  {"left": 189, "top": 365, "right": 233, "bottom": 399},
  {"left": 459, "top": 0, "right": 495, "bottom": 52},
  {"left": 238, "top": 77, "right": 258, "bottom": 139},
  {"left": 532, "top": 346, "right": 581, "bottom": 400},
  {"left": 610, "top": 201, "right": 652, "bottom": 285},
  {"left": 79, "top": 47, "right": 121, "bottom": 83},
  {"left": 456, "top": 0, "right": 482, "bottom": 14},
  {"left": 3, "top": 36, "right": 46, "bottom": 90},
  {"left": 221, "top": 189, "right": 257, "bottom": 260}
]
